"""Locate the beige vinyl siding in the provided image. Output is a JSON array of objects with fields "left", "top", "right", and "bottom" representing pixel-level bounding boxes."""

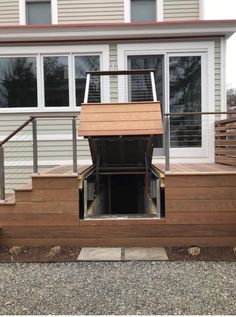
[
  {"left": 0, "top": 0, "right": 19, "bottom": 25},
  {"left": 109, "top": 44, "right": 119, "bottom": 102},
  {"left": 214, "top": 39, "right": 221, "bottom": 112},
  {"left": 164, "top": 0, "right": 200, "bottom": 21},
  {"left": 0, "top": 114, "right": 91, "bottom": 193},
  {"left": 58, "top": 0, "right": 124, "bottom": 24}
]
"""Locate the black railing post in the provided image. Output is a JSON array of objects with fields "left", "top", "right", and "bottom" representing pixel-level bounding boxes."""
[
  {"left": 164, "top": 115, "right": 170, "bottom": 172},
  {"left": 72, "top": 117, "right": 78, "bottom": 174},
  {"left": 0, "top": 146, "right": 5, "bottom": 201},
  {"left": 32, "top": 118, "right": 38, "bottom": 174}
]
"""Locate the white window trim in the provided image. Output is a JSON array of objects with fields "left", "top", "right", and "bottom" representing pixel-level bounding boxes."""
[
  {"left": 199, "top": 0, "right": 205, "bottom": 20},
  {"left": 19, "top": 0, "right": 58, "bottom": 25},
  {"left": 117, "top": 41, "right": 215, "bottom": 162},
  {"left": 124, "top": 0, "right": 163, "bottom": 23},
  {"left": 0, "top": 44, "right": 109, "bottom": 113}
]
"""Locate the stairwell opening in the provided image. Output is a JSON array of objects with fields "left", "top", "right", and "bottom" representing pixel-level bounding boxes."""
[{"left": 80, "top": 169, "right": 164, "bottom": 219}]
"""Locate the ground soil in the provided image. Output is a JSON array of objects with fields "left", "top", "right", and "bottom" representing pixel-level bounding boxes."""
[
  {"left": 0, "top": 246, "right": 81, "bottom": 263},
  {"left": 166, "top": 247, "right": 236, "bottom": 262},
  {"left": 0, "top": 246, "right": 235, "bottom": 262}
]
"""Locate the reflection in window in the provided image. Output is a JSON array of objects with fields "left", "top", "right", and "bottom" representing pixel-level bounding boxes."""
[
  {"left": 26, "top": 1, "right": 51, "bottom": 25},
  {"left": 131, "top": 0, "right": 156, "bottom": 22},
  {"left": 128, "top": 55, "right": 163, "bottom": 103},
  {"left": 44, "top": 56, "right": 69, "bottom": 107},
  {"left": 128, "top": 55, "right": 164, "bottom": 148},
  {"left": 74, "top": 55, "right": 100, "bottom": 106},
  {"left": 169, "top": 56, "right": 202, "bottom": 148},
  {"left": 0, "top": 57, "right": 37, "bottom": 108}
]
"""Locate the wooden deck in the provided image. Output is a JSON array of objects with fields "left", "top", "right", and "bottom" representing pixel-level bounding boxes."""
[
  {"left": 0, "top": 163, "right": 235, "bottom": 247},
  {"left": 157, "top": 163, "right": 236, "bottom": 174}
]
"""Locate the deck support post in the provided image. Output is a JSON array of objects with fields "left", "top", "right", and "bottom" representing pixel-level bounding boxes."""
[
  {"left": 32, "top": 118, "right": 38, "bottom": 174},
  {"left": 72, "top": 117, "right": 78, "bottom": 174},
  {"left": 164, "top": 115, "right": 170, "bottom": 172},
  {"left": 0, "top": 146, "right": 5, "bottom": 201}
]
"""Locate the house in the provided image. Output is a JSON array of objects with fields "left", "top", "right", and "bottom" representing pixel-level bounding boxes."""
[{"left": 0, "top": 0, "right": 236, "bottom": 247}]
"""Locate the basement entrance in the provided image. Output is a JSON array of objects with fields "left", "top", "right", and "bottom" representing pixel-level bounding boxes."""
[
  {"left": 79, "top": 136, "right": 164, "bottom": 219},
  {"left": 78, "top": 70, "right": 164, "bottom": 220}
]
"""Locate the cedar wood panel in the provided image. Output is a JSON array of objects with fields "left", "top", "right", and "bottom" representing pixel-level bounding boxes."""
[{"left": 0, "top": 172, "right": 236, "bottom": 246}]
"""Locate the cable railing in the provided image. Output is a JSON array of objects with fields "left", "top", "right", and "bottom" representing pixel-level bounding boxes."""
[
  {"left": 0, "top": 113, "right": 79, "bottom": 201},
  {"left": 84, "top": 69, "right": 158, "bottom": 104},
  {"left": 164, "top": 111, "right": 236, "bottom": 171}
]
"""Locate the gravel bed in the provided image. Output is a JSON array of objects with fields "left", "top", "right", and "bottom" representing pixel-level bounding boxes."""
[{"left": 0, "top": 262, "right": 235, "bottom": 315}]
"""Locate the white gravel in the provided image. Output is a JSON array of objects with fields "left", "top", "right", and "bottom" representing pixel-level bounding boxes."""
[{"left": 0, "top": 262, "right": 235, "bottom": 315}]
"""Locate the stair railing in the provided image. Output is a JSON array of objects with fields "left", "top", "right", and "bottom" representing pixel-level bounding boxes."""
[{"left": 0, "top": 114, "right": 79, "bottom": 201}]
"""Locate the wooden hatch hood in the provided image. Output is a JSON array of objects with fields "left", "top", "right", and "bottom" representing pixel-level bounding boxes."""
[
  {"left": 78, "top": 70, "right": 163, "bottom": 168},
  {"left": 79, "top": 101, "right": 163, "bottom": 137}
]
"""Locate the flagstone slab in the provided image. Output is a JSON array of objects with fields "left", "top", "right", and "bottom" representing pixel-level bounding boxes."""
[
  {"left": 124, "top": 247, "right": 168, "bottom": 261},
  {"left": 77, "top": 247, "right": 122, "bottom": 261}
]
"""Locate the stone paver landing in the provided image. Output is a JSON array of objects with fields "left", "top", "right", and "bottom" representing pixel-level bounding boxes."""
[{"left": 77, "top": 247, "right": 168, "bottom": 261}]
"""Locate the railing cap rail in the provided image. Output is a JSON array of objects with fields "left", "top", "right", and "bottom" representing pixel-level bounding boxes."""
[
  {"left": 86, "top": 69, "right": 156, "bottom": 76},
  {"left": 164, "top": 111, "right": 236, "bottom": 116}
]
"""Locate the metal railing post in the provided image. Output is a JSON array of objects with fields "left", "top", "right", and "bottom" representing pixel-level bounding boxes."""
[
  {"left": 150, "top": 71, "right": 157, "bottom": 102},
  {"left": 0, "top": 146, "right": 5, "bottom": 201},
  {"left": 72, "top": 117, "right": 78, "bottom": 174},
  {"left": 84, "top": 73, "right": 90, "bottom": 104},
  {"left": 164, "top": 115, "right": 170, "bottom": 172},
  {"left": 32, "top": 118, "right": 38, "bottom": 174}
]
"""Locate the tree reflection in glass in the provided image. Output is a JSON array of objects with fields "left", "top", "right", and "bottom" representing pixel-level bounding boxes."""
[
  {"left": 169, "top": 56, "right": 202, "bottom": 148},
  {"left": 75, "top": 56, "right": 100, "bottom": 106},
  {"left": 44, "top": 56, "right": 69, "bottom": 107},
  {"left": 0, "top": 57, "right": 37, "bottom": 108}
]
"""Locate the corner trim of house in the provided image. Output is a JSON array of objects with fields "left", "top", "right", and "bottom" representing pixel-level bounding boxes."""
[
  {"left": 221, "top": 37, "right": 227, "bottom": 114},
  {"left": 199, "top": 0, "right": 205, "bottom": 20}
]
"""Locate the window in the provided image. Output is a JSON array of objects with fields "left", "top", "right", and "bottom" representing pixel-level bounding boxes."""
[
  {"left": 26, "top": 1, "right": 51, "bottom": 25},
  {"left": 131, "top": 0, "right": 156, "bottom": 22},
  {"left": 0, "top": 45, "right": 109, "bottom": 111},
  {"left": 0, "top": 57, "right": 37, "bottom": 108},
  {"left": 43, "top": 56, "right": 69, "bottom": 107},
  {"left": 169, "top": 56, "right": 202, "bottom": 148},
  {"left": 74, "top": 56, "right": 100, "bottom": 106}
]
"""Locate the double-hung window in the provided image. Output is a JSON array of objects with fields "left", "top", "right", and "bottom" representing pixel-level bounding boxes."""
[
  {"left": 131, "top": 0, "right": 156, "bottom": 22},
  {"left": 26, "top": 1, "right": 51, "bottom": 25},
  {"left": 20, "top": 0, "right": 57, "bottom": 25},
  {"left": 126, "top": 0, "right": 162, "bottom": 22}
]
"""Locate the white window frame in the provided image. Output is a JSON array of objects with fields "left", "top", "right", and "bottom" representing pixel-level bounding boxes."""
[
  {"left": 0, "top": 45, "right": 109, "bottom": 113},
  {"left": 19, "top": 0, "right": 58, "bottom": 25},
  {"left": 124, "top": 0, "right": 163, "bottom": 23},
  {"left": 117, "top": 41, "right": 215, "bottom": 162}
]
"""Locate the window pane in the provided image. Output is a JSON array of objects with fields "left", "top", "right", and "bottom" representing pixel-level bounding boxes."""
[
  {"left": 131, "top": 0, "right": 156, "bottom": 22},
  {"left": 128, "top": 55, "right": 163, "bottom": 103},
  {"left": 74, "top": 56, "right": 100, "bottom": 106},
  {"left": 169, "top": 56, "right": 202, "bottom": 148},
  {"left": 44, "top": 56, "right": 69, "bottom": 107},
  {"left": 26, "top": 1, "right": 51, "bottom": 25},
  {"left": 128, "top": 55, "right": 164, "bottom": 148},
  {"left": 0, "top": 57, "right": 37, "bottom": 108}
]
